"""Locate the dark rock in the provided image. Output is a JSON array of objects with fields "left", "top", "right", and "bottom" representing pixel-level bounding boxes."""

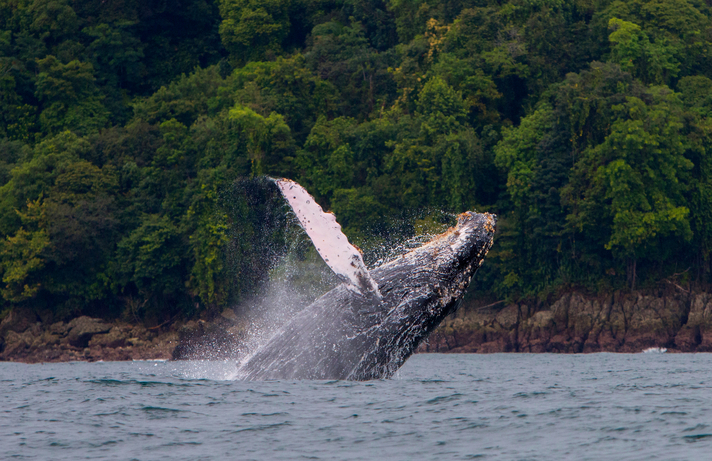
[
  {"left": 0, "top": 309, "right": 36, "bottom": 337},
  {"left": 3, "top": 330, "right": 33, "bottom": 357},
  {"left": 49, "top": 322, "right": 69, "bottom": 336},
  {"left": 88, "top": 326, "right": 129, "bottom": 348},
  {"left": 65, "top": 317, "right": 112, "bottom": 348}
]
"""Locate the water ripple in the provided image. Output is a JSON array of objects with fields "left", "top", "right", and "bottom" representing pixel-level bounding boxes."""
[{"left": 2, "top": 354, "right": 712, "bottom": 460}]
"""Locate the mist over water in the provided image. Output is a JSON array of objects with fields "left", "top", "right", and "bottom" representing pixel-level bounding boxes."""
[
  {"left": 216, "top": 177, "right": 342, "bottom": 364},
  {"left": 4, "top": 354, "right": 712, "bottom": 460},
  {"left": 229, "top": 246, "right": 340, "bottom": 371}
]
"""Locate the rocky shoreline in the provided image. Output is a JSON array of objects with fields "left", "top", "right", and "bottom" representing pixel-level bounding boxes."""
[
  {"left": 2, "top": 289, "right": 712, "bottom": 363},
  {"left": 420, "top": 290, "right": 712, "bottom": 353},
  {"left": 0, "top": 311, "right": 178, "bottom": 363}
]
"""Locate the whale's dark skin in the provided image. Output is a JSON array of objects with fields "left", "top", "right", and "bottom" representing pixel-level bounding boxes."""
[{"left": 237, "top": 212, "right": 496, "bottom": 381}]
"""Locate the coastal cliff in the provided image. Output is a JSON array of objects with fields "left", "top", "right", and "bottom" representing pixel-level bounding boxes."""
[
  {"left": 419, "top": 290, "right": 712, "bottom": 353},
  {"left": 2, "top": 289, "right": 712, "bottom": 362}
]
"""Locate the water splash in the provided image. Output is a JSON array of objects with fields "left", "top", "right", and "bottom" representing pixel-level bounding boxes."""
[
  {"left": 231, "top": 245, "right": 339, "bottom": 368},
  {"left": 175, "top": 360, "right": 240, "bottom": 381}
]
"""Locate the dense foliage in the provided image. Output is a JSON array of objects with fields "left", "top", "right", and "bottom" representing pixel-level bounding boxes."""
[{"left": 2, "top": 0, "right": 712, "bottom": 323}]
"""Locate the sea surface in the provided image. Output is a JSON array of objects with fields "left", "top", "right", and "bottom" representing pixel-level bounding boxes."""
[{"left": 2, "top": 353, "right": 712, "bottom": 460}]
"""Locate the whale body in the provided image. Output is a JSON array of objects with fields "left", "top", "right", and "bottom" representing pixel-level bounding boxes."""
[{"left": 237, "top": 210, "right": 496, "bottom": 381}]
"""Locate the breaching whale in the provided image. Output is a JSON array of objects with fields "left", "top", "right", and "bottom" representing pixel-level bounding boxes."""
[{"left": 236, "top": 179, "right": 496, "bottom": 380}]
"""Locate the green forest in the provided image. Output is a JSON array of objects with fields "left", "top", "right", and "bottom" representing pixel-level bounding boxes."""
[{"left": 1, "top": 0, "right": 712, "bottom": 325}]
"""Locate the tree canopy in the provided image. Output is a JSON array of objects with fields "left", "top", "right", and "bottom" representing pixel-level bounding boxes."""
[{"left": 2, "top": 0, "right": 712, "bottom": 323}]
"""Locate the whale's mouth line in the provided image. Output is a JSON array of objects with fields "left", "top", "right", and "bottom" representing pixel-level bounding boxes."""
[{"left": 376, "top": 212, "right": 495, "bottom": 274}]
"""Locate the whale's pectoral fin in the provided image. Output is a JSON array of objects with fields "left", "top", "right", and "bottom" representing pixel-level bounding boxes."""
[{"left": 274, "top": 178, "right": 382, "bottom": 300}]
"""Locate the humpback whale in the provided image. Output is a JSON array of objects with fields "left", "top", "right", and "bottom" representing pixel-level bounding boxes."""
[{"left": 236, "top": 179, "right": 496, "bottom": 380}]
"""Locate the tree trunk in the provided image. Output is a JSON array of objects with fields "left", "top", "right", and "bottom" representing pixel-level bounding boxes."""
[{"left": 627, "top": 258, "right": 637, "bottom": 291}]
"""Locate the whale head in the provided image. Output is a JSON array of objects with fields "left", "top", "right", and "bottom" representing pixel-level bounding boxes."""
[{"left": 347, "top": 211, "right": 496, "bottom": 379}]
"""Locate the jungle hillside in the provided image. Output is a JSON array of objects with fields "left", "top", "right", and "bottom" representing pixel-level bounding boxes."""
[{"left": 2, "top": 0, "right": 712, "bottom": 327}]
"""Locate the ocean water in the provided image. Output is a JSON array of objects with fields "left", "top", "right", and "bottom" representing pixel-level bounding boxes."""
[{"left": 2, "top": 353, "right": 712, "bottom": 460}]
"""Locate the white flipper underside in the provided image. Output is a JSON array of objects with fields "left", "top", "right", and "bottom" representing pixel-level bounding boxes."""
[{"left": 275, "top": 178, "right": 381, "bottom": 299}]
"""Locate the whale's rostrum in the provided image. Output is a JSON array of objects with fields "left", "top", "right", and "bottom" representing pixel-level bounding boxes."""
[{"left": 238, "top": 180, "right": 496, "bottom": 380}]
